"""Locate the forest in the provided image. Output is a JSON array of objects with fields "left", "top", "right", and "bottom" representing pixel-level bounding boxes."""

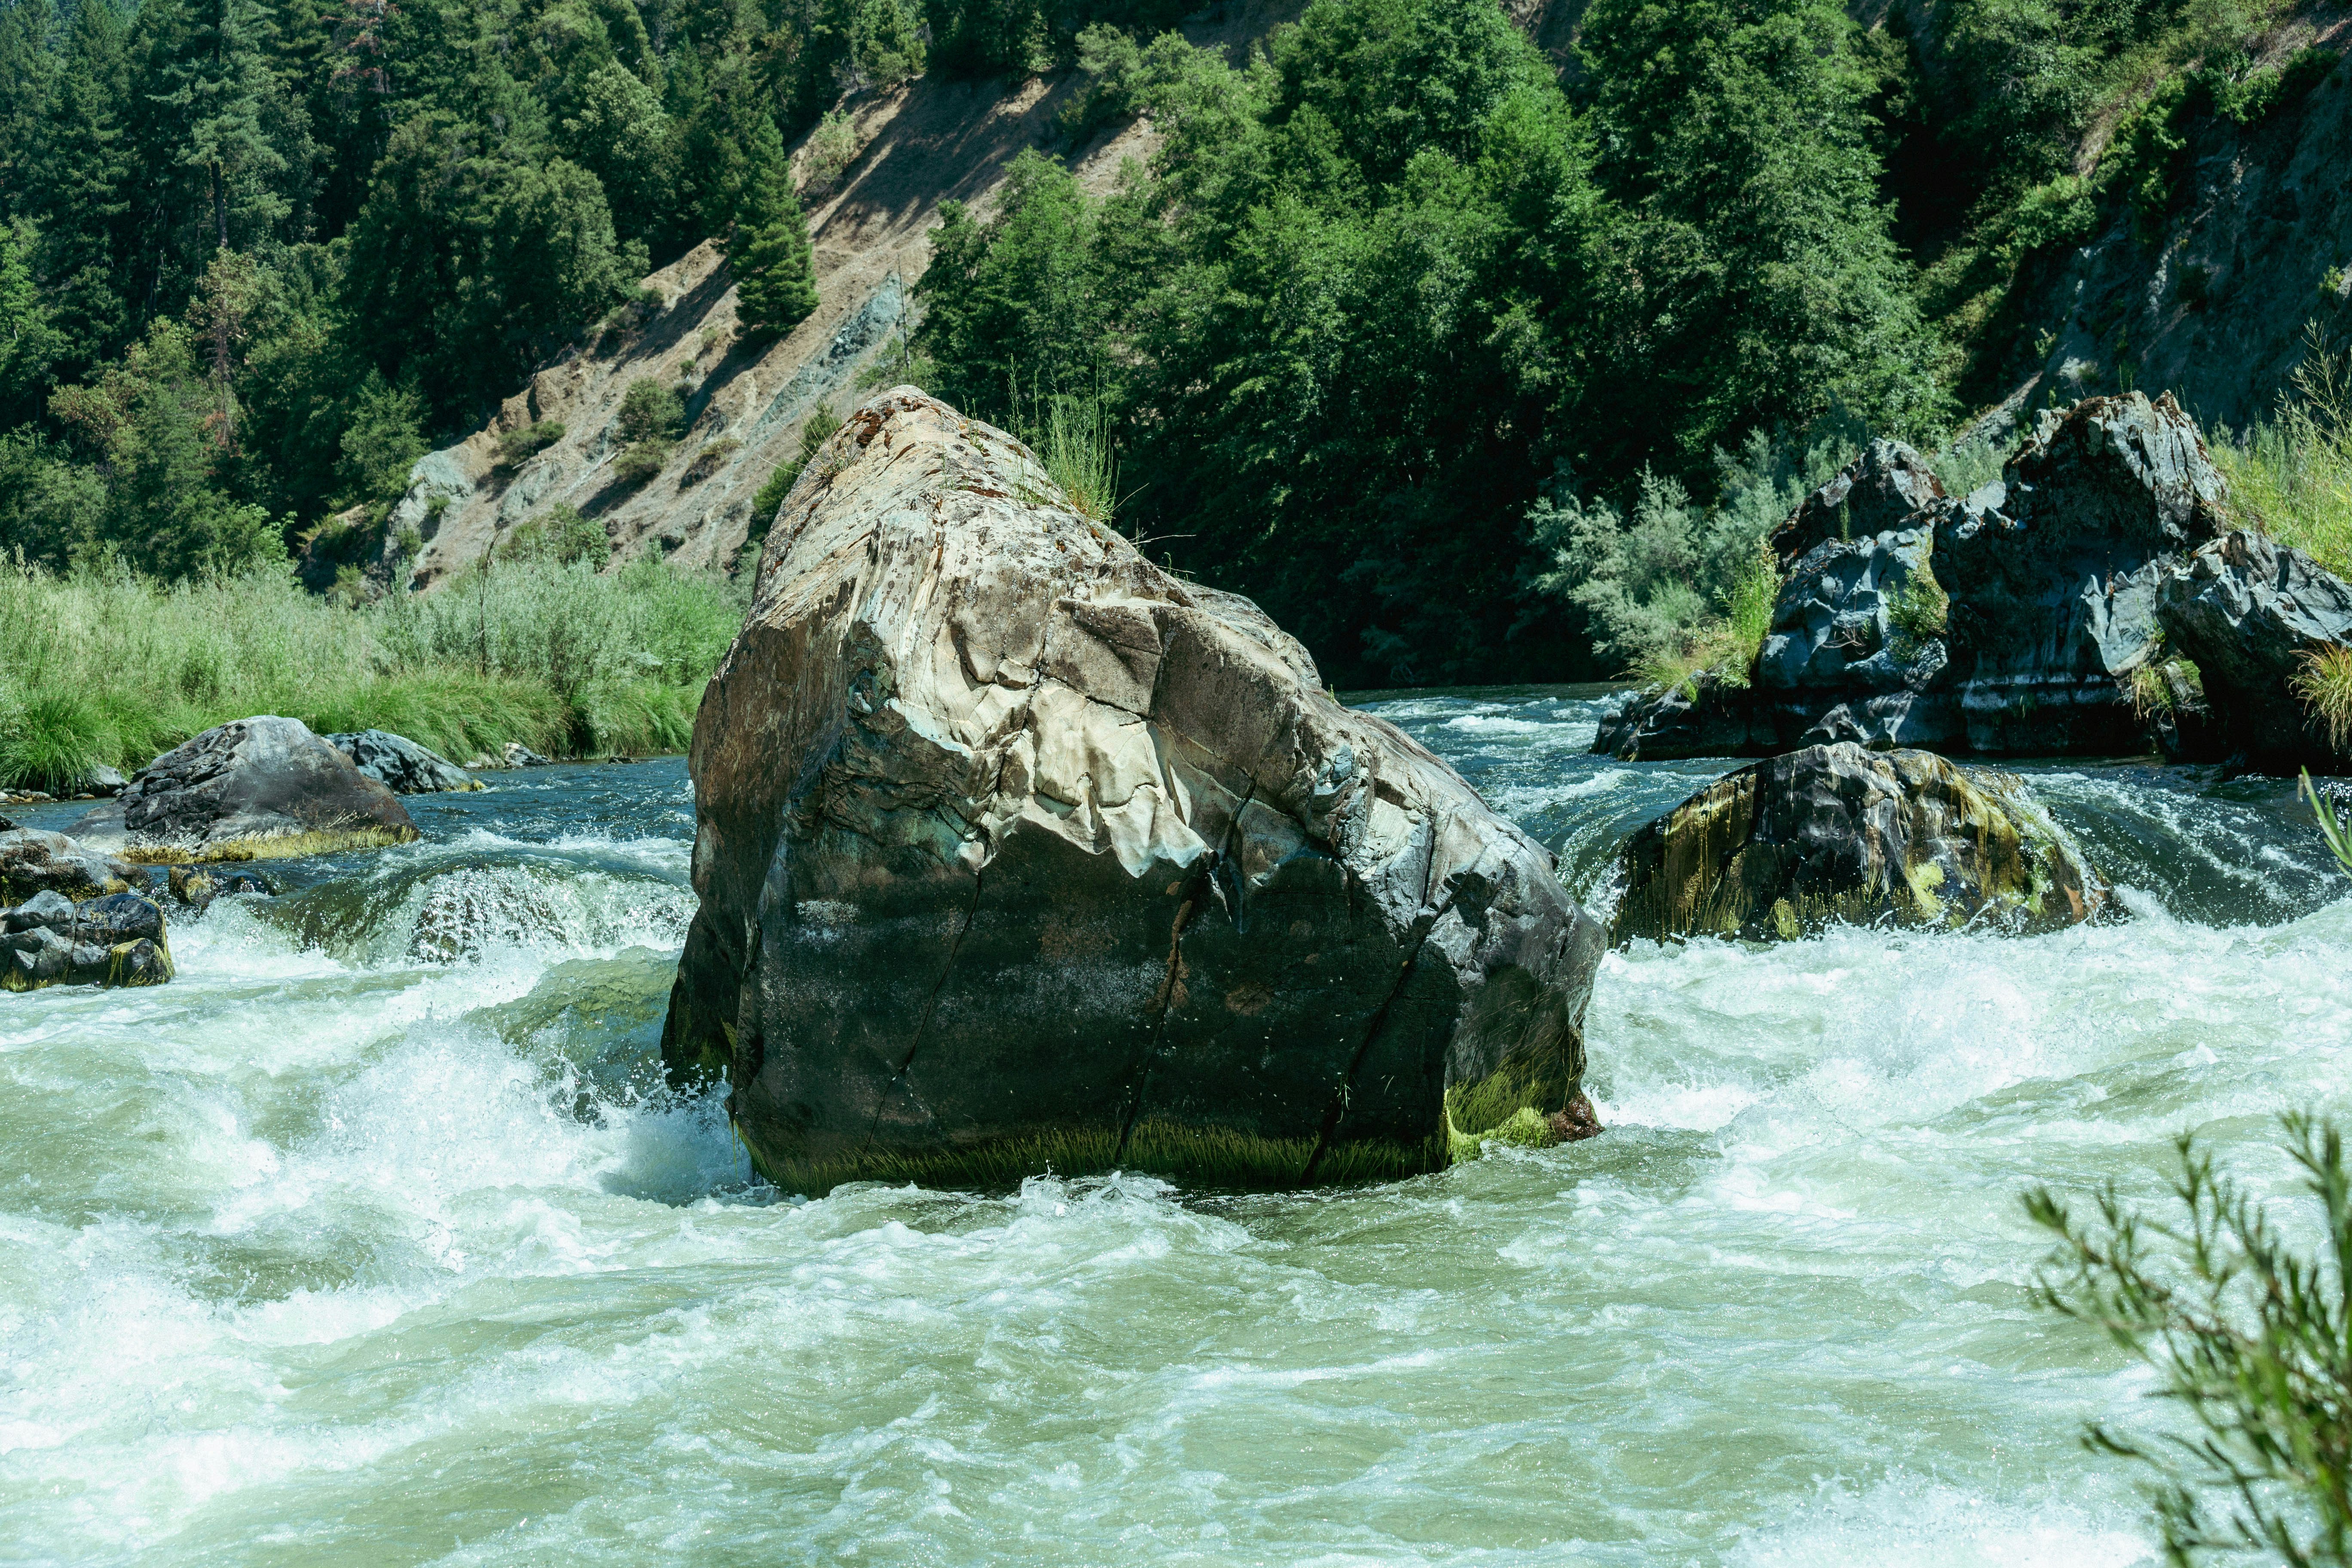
[{"left": 0, "top": 0, "right": 2341, "bottom": 686}]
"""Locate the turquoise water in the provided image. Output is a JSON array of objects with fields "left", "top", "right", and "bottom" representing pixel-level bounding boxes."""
[{"left": 3, "top": 690, "right": 2347, "bottom": 1565}]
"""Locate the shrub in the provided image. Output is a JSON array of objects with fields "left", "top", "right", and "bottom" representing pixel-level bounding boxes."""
[
  {"left": 499, "top": 504, "right": 608, "bottom": 566},
  {"left": 612, "top": 440, "right": 671, "bottom": 487},
  {"left": 496, "top": 421, "right": 565, "bottom": 468},
  {"left": 1886, "top": 557, "right": 1951, "bottom": 658},
  {"left": 683, "top": 439, "right": 741, "bottom": 486},
  {"left": 801, "top": 110, "right": 861, "bottom": 193},
  {"left": 2027, "top": 1114, "right": 2352, "bottom": 1566},
  {"left": 616, "top": 379, "right": 684, "bottom": 445},
  {"left": 1031, "top": 392, "right": 1118, "bottom": 523}
]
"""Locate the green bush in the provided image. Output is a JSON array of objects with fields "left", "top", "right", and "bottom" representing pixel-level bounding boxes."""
[
  {"left": 617, "top": 380, "right": 685, "bottom": 445},
  {"left": 612, "top": 440, "right": 671, "bottom": 487},
  {"left": 2027, "top": 1113, "right": 2352, "bottom": 1566},
  {"left": 2213, "top": 326, "right": 2352, "bottom": 579},
  {"left": 496, "top": 421, "right": 566, "bottom": 468}
]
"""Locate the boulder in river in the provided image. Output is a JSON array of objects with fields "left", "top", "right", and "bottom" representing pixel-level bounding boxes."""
[
  {"left": 0, "top": 826, "right": 149, "bottom": 903},
  {"left": 325, "top": 729, "right": 482, "bottom": 793},
  {"left": 2158, "top": 529, "right": 2352, "bottom": 772},
  {"left": 0, "top": 887, "right": 172, "bottom": 991},
  {"left": 1610, "top": 743, "right": 2108, "bottom": 945},
  {"left": 663, "top": 388, "right": 1607, "bottom": 1193},
  {"left": 69, "top": 717, "right": 420, "bottom": 862}
]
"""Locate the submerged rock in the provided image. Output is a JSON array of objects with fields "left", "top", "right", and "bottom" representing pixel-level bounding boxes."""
[
  {"left": 1610, "top": 743, "right": 2107, "bottom": 945},
  {"left": 0, "top": 887, "right": 172, "bottom": 991},
  {"left": 2158, "top": 529, "right": 2352, "bottom": 772},
  {"left": 69, "top": 717, "right": 420, "bottom": 862},
  {"left": 664, "top": 387, "right": 1606, "bottom": 1194},
  {"left": 325, "top": 729, "right": 482, "bottom": 794}
]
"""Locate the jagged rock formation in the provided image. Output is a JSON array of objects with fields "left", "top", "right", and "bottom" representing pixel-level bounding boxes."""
[
  {"left": 325, "top": 730, "right": 480, "bottom": 794},
  {"left": 2160, "top": 529, "right": 2352, "bottom": 771},
  {"left": 0, "top": 888, "right": 172, "bottom": 992},
  {"left": 69, "top": 717, "right": 420, "bottom": 862},
  {"left": 662, "top": 388, "right": 1605, "bottom": 1194},
  {"left": 1611, "top": 743, "right": 2108, "bottom": 945},
  {"left": 1597, "top": 391, "right": 2243, "bottom": 760}
]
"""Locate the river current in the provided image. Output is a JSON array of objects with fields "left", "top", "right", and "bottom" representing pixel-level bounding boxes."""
[{"left": 4, "top": 686, "right": 2348, "bottom": 1565}]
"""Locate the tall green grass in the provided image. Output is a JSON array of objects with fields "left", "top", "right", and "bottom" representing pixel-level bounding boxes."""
[
  {"left": 2213, "top": 328, "right": 2352, "bottom": 580},
  {"left": 0, "top": 554, "right": 747, "bottom": 793}
]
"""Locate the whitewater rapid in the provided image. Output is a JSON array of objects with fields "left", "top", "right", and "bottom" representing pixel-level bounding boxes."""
[{"left": 3, "top": 691, "right": 2347, "bottom": 1565}]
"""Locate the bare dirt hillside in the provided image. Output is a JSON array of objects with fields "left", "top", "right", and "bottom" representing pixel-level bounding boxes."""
[{"left": 373, "top": 1, "right": 1299, "bottom": 592}]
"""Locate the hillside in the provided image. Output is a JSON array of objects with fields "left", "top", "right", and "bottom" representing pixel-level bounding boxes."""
[{"left": 367, "top": 0, "right": 1298, "bottom": 591}]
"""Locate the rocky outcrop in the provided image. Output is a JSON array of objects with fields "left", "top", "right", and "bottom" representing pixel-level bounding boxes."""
[
  {"left": 69, "top": 717, "right": 420, "bottom": 862},
  {"left": 0, "top": 888, "right": 172, "bottom": 991},
  {"left": 1769, "top": 438, "right": 1947, "bottom": 565},
  {"left": 325, "top": 730, "right": 481, "bottom": 794},
  {"left": 664, "top": 388, "right": 1606, "bottom": 1194},
  {"left": 1596, "top": 392, "right": 2232, "bottom": 761},
  {"left": 1610, "top": 743, "right": 2108, "bottom": 944},
  {"left": 2159, "top": 529, "right": 2352, "bottom": 772}
]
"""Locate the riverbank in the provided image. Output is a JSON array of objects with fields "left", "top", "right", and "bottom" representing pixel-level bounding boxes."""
[{"left": 0, "top": 558, "right": 746, "bottom": 793}]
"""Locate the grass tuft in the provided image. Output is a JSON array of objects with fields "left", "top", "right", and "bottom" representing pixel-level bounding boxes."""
[
  {"left": 2213, "top": 324, "right": 2352, "bottom": 579},
  {"left": 2291, "top": 644, "right": 2352, "bottom": 752}
]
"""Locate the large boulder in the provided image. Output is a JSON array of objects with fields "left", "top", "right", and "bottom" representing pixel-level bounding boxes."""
[
  {"left": 69, "top": 717, "right": 420, "bottom": 861},
  {"left": 663, "top": 388, "right": 1606, "bottom": 1194},
  {"left": 324, "top": 729, "right": 481, "bottom": 793},
  {"left": 1610, "top": 743, "right": 2108, "bottom": 944},
  {"left": 0, "top": 887, "right": 172, "bottom": 991},
  {"left": 2157, "top": 529, "right": 2352, "bottom": 772}
]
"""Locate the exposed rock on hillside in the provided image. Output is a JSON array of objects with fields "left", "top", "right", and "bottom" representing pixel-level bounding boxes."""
[
  {"left": 2160, "top": 529, "right": 2352, "bottom": 771},
  {"left": 663, "top": 388, "right": 1605, "bottom": 1194},
  {"left": 1597, "top": 391, "right": 2252, "bottom": 761},
  {"left": 70, "top": 717, "right": 420, "bottom": 862},
  {"left": 1611, "top": 743, "right": 2108, "bottom": 945}
]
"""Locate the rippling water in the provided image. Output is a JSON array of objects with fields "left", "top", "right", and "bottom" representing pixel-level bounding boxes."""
[{"left": 4, "top": 692, "right": 2348, "bottom": 1565}]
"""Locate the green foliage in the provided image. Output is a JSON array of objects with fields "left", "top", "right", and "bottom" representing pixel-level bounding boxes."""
[
  {"left": 2292, "top": 647, "right": 2352, "bottom": 754},
  {"left": 2214, "top": 326, "right": 2352, "bottom": 579},
  {"left": 1934, "top": 433, "right": 2009, "bottom": 499},
  {"left": 499, "top": 503, "right": 607, "bottom": 565},
  {"left": 2306, "top": 770, "right": 2352, "bottom": 874},
  {"left": 617, "top": 378, "right": 685, "bottom": 444},
  {"left": 1886, "top": 556, "right": 1951, "bottom": 661},
  {"left": 2027, "top": 1113, "right": 2352, "bottom": 1567},
  {"left": 734, "top": 172, "right": 821, "bottom": 339},
  {"left": 496, "top": 420, "right": 566, "bottom": 468},
  {"left": 0, "top": 551, "right": 741, "bottom": 772},
  {"left": 0, "top": 689, "right": 116, "bottom": 794},
  {"left": 801, "top": 110, "right": 861, "bottom": 193},
  {"left": 337, "top": 373, "right": 429, "bottom": 505}
]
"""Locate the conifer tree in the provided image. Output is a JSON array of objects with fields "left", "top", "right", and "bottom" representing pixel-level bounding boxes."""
[{"left": 730, "top": 128, "right": 818, "bottom": 339}]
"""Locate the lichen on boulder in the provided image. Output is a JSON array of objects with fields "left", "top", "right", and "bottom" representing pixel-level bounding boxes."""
[
  {"left": 1610, "top": 742, "right": 2108, "bottom": 945},
  {"left": 662, "top": 388, "right": 1606, "bottom": 1194}
]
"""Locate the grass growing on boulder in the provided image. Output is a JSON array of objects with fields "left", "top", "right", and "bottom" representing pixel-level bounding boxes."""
[
  {"left": 2292, "top": 645, "right": 2352, "bottom": 752},
  {"left": 0, "top": 554, "right": 745, "bottom": 784}
]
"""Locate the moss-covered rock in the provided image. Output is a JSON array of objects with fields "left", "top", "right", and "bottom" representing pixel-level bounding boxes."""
[{"left": 1610, "top": 742, "right": 2107, "bottom": 945}]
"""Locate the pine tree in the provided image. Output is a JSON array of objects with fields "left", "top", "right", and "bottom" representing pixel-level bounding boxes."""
[{"left": 732, "top": 152, "right": 818, "bottom": 339}]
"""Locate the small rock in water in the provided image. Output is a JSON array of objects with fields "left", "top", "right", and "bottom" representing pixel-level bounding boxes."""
[
  {"left": 1611, "top": 742, "right": 2108, "bottom": 945},
  {"left": 325, "top": 729, "right": 482, "bottom": 793},
  {"left": 501, "top": 741, "right": 553, "bottom": 768},
  {"left": 0, "top": 886, "right": 173, "bottom": 992}
]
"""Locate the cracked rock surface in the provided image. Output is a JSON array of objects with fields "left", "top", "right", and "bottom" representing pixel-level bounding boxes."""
[{"left": 662, "top": 388, "right": 1605, "bottom": 1194}]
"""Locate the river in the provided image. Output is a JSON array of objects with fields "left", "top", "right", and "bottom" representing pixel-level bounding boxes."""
[{"left": 4, "top": 686, "right": 2347, "bottom": 1565}]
